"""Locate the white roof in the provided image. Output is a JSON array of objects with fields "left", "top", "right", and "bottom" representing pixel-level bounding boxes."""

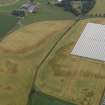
[
  {"left": 57, "top": 0, "right": 63, "bottom": 2},
  {"left": 28, "top": 5, "right": 36, "bottom": 12},
  {"left": 71, "top": 23, "right": 105, "bottom": 62}
]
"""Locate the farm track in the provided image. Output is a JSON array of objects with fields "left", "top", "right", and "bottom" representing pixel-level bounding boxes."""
[{"left": 26, "top": 20, "right": 79, "bottom": 105}]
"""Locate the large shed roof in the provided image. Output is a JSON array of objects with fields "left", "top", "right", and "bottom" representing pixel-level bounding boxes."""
[{"left": 71, "top": 23, "right": 105, "bottom": 62}]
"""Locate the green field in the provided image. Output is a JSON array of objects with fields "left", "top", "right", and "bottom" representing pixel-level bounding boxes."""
[
  {"left": 23, "top": 0, "right": 75, "bottom": 25},
  {"left": 0, "top": 0, "right": 19, "bottom": 7},
  {"left": 35, "top": 18, "right": 105, "bottom": 105},
  {"left": 0, "top": 14, "right": 17, "bottom": 39},
  {"left": 0, "top": 0, "right": 25, "bottom": 12},
  {"left": 0, "top": 0, "right": 75, "bottom": 27},
  {"left": 28, "top": 87, "right": 75, "bottom": 105}
]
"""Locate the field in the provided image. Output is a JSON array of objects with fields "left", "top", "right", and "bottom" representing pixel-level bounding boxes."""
[
  {"left": 0, "top": 0, "right": 19, "bottom": 6},
  {"left": 0, "top": 20, "right": 75, "bottom": 105},
  {"left": 35, "top": 18, "right": 105, "bottom": 105},
  {"left": 0, "top": 20, "right": 72, "bottom": 53},
  {"left": 23, "top": 0, "right": 75, "bottom": 25},
  {"left": 0, "top": 0, "right": 75, "bottom": 27},
  {"left": 0, "top": 14, "right": 17, "bottom": 39},
  {"left": 89, "top": 0, "right": 105, "bottom": 15},
  {"left": 29, "top": 89, "right": 75, "bottom": 105}
]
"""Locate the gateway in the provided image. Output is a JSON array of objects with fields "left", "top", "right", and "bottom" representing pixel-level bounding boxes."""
[{"left": 71, "top": 23, "right": 105, "bottom": 61}]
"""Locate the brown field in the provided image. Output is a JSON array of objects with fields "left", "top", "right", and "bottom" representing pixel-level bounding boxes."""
[
  {"left": 0, "top": 20, "right": 71, "bottom": 53},
  {"left": 36, "top": 18, "right": 105, "bottom": 105}
]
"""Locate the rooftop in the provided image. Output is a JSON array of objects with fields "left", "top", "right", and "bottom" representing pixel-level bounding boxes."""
[{"left": 71, "top": 23, "right": 105, "bottom": 62}]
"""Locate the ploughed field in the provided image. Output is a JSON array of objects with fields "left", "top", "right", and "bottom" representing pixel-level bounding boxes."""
[
  {"left": 35, "top": 18, "right": 105, "bottom": 105},
  {"left": 0, "top": 20, "right": 74, "bottom": 105}
]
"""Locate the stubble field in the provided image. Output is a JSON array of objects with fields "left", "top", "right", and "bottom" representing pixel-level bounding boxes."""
[{"left": 35, "top": 18, "right": 105, "bottom": 105}]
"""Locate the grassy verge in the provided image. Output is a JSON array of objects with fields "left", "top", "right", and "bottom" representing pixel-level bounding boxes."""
[
  {"left": 23, "top": 0, "right": 75, "bottom": 25},
  {"left": 0, "top": 0, "right": 25, "bottom": 13}
]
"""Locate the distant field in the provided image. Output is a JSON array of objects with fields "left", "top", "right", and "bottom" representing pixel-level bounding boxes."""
[
  {"left": 29, "top": 90, "right": 75, "bottom": 105},
  {"left": 89, "top": 0, "right": 105, "bottom": 15},
  {"left": 0, "top": 14, "right": 17, "bottom": 39},
  {"left": 0, "top": 0, "right": 75, "bottom": 26},
  {"left": 23, "top": 0, "right": 75, "bottom": 25},
  {"left": 36, "top": 18, "right": 105, "bottom": 105},
  {"left": 0, "top": 20, "right": 75, "bottom": 105},
  {"left": 0, "top": 0, "right": 25, "bottom": 12},
  {"left": 0, "top": 0, "right": 18, "bottom": 6}
]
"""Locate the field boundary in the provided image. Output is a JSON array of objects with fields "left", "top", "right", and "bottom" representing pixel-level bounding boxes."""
[
  {"left": 27, "top": 17, "right": 105, "bottom": 105},
  {"left": 26, "top": 20, "right": 79, "bottom": 105}
]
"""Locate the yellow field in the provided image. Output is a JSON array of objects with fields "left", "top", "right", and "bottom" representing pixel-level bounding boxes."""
[
  {"left": 0, "top": 20, "right": 75, "bottom": 105},
  {"left": 0, "top": 20, "right": 71, "bottom": 53},
  {"left": 36, "top": 18, "right": 105, "bottom": 105}
]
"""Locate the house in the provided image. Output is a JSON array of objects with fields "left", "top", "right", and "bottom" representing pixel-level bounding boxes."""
[
  {"left": 21, "top": 1, "right": 39, "bottom": 13},
  {"left": 27, "top": 4, "right": 39, "bottom": 13}
]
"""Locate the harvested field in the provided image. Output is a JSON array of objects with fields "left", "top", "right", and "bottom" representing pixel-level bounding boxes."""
[
  {"left": 36, "top": 18, "right": 105, "bottom": 105},
  {"left": 0, "top": 20, "right": 72, "bottom": 53},
  {"left": 0, "top": 57, "right": 35, "bottom": 105},
  {"left": 0, "top": 20, "right": 75, "bottom": 105}
]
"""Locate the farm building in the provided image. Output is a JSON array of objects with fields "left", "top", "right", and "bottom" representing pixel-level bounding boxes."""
[
  {"left": 71, "top": 23, "right": 105, "bottom": 62},
  {"left": 21, "top": 1, "right": 39, "bottom": 13}
]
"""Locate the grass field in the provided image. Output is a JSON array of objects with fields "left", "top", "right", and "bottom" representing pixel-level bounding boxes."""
[
  {"left": 0, "top": 20, "right": 75, "bottom": 105},
  {"left": 0, "top": 0, "right": 19, "bottom": 6},
  {"left": 0, "top": 14, "right": 17, "bottom": 39},
  {"left": 0, "top": 0, "right": 75, "bottom": 29},
  {"left": 89, "top": 0, "right": 105, "bottom": 15},
  {"left": 35, "top": 18, "right": 105, "bottom": 105},
  {"left": 0, "top": 20, "right": 72, "bottom": 53},
  {"left": 23, "top": 0, "right": 75, "bottom": 25},
  {"left": 29, "top": 88, "right": 75, "bottom": 105},
  {"left": 0, "top": 0, "right": 25, "bottom": 12}
]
